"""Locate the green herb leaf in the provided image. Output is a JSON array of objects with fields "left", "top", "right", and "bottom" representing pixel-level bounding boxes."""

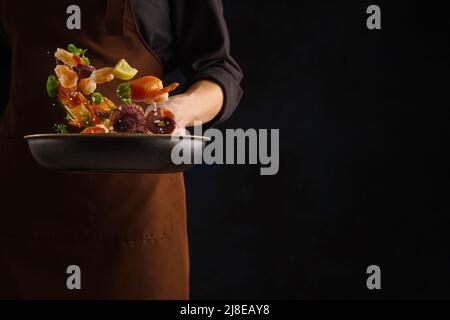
[
  {"left": 68, "top": 43, "right": 87, "bottom": 56},
  {"left": 116, "top": 83, "right": 132, "bottom": 104},
  {"left": 54, "top": 123, "right": 68, "bottom": 134},
  {"left": 92, "top": 92, "right": 104, "bottom": 105},
  {"left": 67, "top": 44, "right": 78, "bottom": 54},
  {"left": 65, "top": 113, "right": 75, "bottom": 121},
  {"left": 46, "top": 75, "right": 59, "bottom": 98},
  {"left": 67, "top": 43, "right": 90, "bottom": 65}
]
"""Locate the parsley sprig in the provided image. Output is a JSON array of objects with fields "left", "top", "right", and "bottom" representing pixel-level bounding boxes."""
[
  {"left": 54, "top": 123, "right": 68, "bottom": 134},
  {"left": 67, "top": 44, "right": 91, "bottom": 65}
]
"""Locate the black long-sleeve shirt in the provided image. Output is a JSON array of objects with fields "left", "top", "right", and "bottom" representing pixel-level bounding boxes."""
[
  {"left": 132, "top": 0, "right": 243, "bottom": 125},
  {"left": 0, "top": 0, "right": 243, "bottom": 125}
]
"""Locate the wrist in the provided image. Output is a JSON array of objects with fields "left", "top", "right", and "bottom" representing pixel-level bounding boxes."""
[{"left": 168, "top": 93, "right": 198, "bottom": 126}]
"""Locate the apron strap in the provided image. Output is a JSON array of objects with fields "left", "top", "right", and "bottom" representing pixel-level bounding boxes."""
[{"left": 106, "top": 0, "right": 126, "bottom": 36}]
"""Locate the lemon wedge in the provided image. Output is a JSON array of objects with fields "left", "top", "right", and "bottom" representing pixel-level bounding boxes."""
[{"left": 113, "top": 59, "right": 138, "bottom": 81}]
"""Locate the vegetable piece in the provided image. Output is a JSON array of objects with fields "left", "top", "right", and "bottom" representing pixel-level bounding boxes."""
[
  {"left": 89, "top": 97, "right": 116, "bottom": 125},
  {"left": 46, "top": 75, "right": 59, "bottom": 98},
  {"left": 92, "top": 92, "right": 104, "bottom": 105},
  {"left": 104, "top": 98, "right": 116, "bottom": 111},
  {"left": 113, "top": 59, "right": 138, "bottom": 81},
  {"left": 116, "top": 83, "right": 132, "bottom": 104},
  {"left": 54, "top": 123, "right": 68, "bottom": 134},
  {"left": 116, "top": 76, "right": 178, "bottom": 104}
]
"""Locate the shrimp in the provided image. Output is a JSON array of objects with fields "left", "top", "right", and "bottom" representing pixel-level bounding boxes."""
[
  {"left": 55, "top": 48, "right": 78, "bottom": 68},
  {"left": 154, "top": 93, "right": 169, "bottom": 104},
  {"left": 79, "top": 78, "right": 97, "bottom": 95},
  {"left": 91, "top": 67, "right": 115, "bottom": 84},
  {"left": 55, "top": 65, "right": 79, "bottom": 89},
  {"left": 144, "top": 82, "right": 179, "bottom": 104}
]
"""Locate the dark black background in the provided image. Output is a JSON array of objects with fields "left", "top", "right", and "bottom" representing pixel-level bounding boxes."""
[
  {"left": 1, "top": 1, "right": 449, "bottom": 299},
  {"left": 184, "top": 0, "right": 450, "bottom": 299}
]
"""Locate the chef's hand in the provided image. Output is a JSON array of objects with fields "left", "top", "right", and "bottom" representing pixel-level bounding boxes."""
[{"left": 164, "top": 80, "right": 224, "bottom": 127}]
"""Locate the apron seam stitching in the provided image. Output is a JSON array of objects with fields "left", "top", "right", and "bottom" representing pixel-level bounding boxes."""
[{"left": 128, "top": 0, "right": 164, "bottom": 70}]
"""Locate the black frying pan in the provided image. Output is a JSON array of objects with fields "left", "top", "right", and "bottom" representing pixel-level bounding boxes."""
[{"left": 24, "top": 134, "right": 210, "bottom": 174}]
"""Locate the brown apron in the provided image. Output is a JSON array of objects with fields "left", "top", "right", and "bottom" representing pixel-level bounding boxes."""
[{"left": 0, "top": 0, "right": 189, "bottom": 300}]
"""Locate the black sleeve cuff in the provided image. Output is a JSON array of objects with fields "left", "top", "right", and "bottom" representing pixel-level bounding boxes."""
[{"left": 186, "top": 65, "right": 243, "bottom": 128}]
